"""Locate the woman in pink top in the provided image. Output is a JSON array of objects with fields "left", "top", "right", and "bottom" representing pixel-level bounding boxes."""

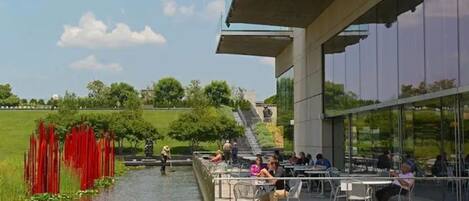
[{"left": 250, "top": 156, "right": 263, "bottom": 176}]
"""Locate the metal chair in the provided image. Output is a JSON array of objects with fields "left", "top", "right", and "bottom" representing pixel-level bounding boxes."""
[
  {"left": 347, "top": 183, "right": 372, "bottom": 201},
  {"left": 327, "top": 168, "right": 346, "bottom": 201},
  {"left": 397, "top": 183, "right": 415, "bottom": 201},
  {"left": 280, "top": 180, "right": 303, "bottom": 201},
  {"left": 233, "top": 182, "right": 259, "bottom": 201}
]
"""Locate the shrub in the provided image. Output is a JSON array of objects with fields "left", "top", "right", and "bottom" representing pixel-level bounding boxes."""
[{"left": 254, "top": 122, "right": 275, "bottom": 148}]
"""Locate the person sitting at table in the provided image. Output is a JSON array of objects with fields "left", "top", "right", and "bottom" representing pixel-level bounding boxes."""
[
  {"left": 257, "top": 159, "right": 288, "bottom": 201},
  {"left": 296, "top": 152, "right": 308, "bottom": 165},
  {"left": 210, "top": 150, "right": 223, "bottom": 163},
  {"left": 315, "top": 153, "right": 331, "bottom": 169},
  {"left": 431, "top": 154, "right": 448, "bottom": 177},
  {"left": 251, "top": 155, "right": 264, "bottom": 176},
  {"left": 306, "top": 153, "right": 314, "bottom": 166},
  {"left": 375, "top": 162, "right": 415, "bottom": 201},
  {"left": 274, "top": 150, "right": 284, "bottom": 162},
  {"left": 377, "top": 150, "right": 392, "bottom": 170},
  {"left": 288, "top": 152, "right": 298, "bottom": 164}
]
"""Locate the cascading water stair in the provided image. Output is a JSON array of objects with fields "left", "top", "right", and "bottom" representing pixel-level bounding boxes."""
[{"left": 233, "top": 109, "right": 262, "bottom": 156}]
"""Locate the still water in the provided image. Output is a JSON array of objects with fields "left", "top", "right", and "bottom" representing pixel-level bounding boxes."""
[{"left": 87, "top": 166, "right": 201, "bottom": 201}]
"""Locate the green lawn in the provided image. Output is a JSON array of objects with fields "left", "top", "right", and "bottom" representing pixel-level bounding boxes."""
[
  {"left": 0, "top": 109, "right": 217, "bottom": 159},
  {"left": 0, "top": 109, "right": 205, "bottom": 200}
]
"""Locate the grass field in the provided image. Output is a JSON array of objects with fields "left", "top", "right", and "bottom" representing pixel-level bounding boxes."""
[{"left": 0, "top": 109, "right": 221, "bottom": 200}]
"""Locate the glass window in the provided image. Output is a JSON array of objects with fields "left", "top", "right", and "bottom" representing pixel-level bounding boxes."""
[
  {"left": 277, "top": 67, "right": 294, "bottom": 151},
  {"left": 359, "top": 19, "right": 378, "bottom": 104},
  {"left": 424, "top": 0, "right": 459, "bottom": 92},
  {"left": 398, "top": 1, "right": 425, "bottom": 98},
  {"left": 377, "top": 0, "right": 398, "bottom": 101},
  {"left": 345, "top": 42, "right": 360, "bottom": 100},
  {"left": 459, "top": 0, "right": 469, "bottom": 86},
  {"left": 402, "top": 97, "right": 456, "bottom": 177},
  {"left": 349, "top": 108, "right": 399, "bottom": 173},
  {"left": 333, "top": 52, "right": 346, "bottom": 89}
]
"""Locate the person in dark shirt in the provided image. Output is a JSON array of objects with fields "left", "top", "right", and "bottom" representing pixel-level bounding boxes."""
[
  {"left": 274, "top": 150, "right": 284, "bottom": 162},
  {"left": 258, "top": 159, "right": 288, "bottom": 201},
  {"left": 296, "top": 152, "right": 307, "bottom": 165},
  {"left": 377, "top": 150, "right": 392, "bottom": 170}
]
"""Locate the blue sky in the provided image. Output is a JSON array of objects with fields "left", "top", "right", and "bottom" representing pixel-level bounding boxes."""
[{"left": 0, "top": 0, "right": 276, "bottom": 100}]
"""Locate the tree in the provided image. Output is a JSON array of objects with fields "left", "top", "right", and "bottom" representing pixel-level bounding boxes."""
[
  {"left": 38, "top": 99, "right": 45, "bottom": 105},
  {"left": 168, "top": 106, "right": 243, "bottom": 152},
  {"left": 0, "top": 84, "right": 13, "bottom": 100},
  {"left": 58, "top": 92, "right": 79, "bottom": 116},
  {"left": 204, "top": 80, "right": 232, "bottom": 107},
  {"left": 29, "top": 99, "right": 38, "bottom": 105},
  {"left": 264, "top": 95, "right": 277, "bottom": 104},
  {"left": 185, "top": 80, "right": 208, "bottom": 108},
  {"left": 109, "top": 82, "right": 138, "bottom": 108},
  {"left": 87, "top": 80, "right": 107, "bottom": 98},
  {"left": 153, "top": 77, "right": 184, "bottom": 108}
]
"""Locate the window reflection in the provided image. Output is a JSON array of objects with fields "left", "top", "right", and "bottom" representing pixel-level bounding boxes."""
[
  {"left": 277, "top": 67, "right": 294, "bottom": 151},
  {"left": 425, "top": 0, "right": 458, "bottom": 92},
  {"left": 324, "top": 0, "right": 466, "bottom": 115}
]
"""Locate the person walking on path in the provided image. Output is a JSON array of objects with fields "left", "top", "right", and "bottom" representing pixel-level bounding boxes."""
[
  {"left": 223, "top": 140, "right": 232, "bottom": 164},
  {"left": 231, "top": 142, "right": 238, "bottom": 164},
  {"left": 160, "top": 145, "right": 171, "bottom": 174}
]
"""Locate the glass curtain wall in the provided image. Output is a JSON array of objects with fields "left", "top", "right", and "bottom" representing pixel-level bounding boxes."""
[
  {"left": 277, "top": 67, "right": 294, "bottom": 151},
  {"left": 324, "top": 0, "right": 465, "bottom": 116}
]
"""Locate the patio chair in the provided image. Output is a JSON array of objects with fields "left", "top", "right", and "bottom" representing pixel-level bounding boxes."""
[
  {"left": 327, "top": 168, "right": 346, "bottom": 201},
  {"left": 234, "top": 182, "right": 259, "bottom": 201},
  {"left": 280, "top": 180, "right": 303, "bottom": 201},
  {"left": 347, "top": 183, "right": 372, "bottom": 201},
  {"left": 397, "top": 183, "right": 415, "bottom": 201}
]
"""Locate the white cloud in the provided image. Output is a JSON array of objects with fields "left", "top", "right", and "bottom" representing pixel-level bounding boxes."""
[
  {"left": 259, "top": 57, "right": 275, "bottom": 66},
  {"left": 179, "top": 5, "right": 195, "bottom": 16},
  {"left": 163, "top": 0, "right": 177, "bottom": 16},
  {"left": 162, "top": 0, "right": 194, "bottom": 17},
  {"left": 58, "top": 12, "right": 166, "bottom": 48},
  {"left": 204, "top": 0, "right": 225, "bottom": 20},
  {"left": 70, "top": 55, "right": 122, "bottom": 72}
]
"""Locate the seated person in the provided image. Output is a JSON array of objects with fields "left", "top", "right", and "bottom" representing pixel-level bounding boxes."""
[
  {"left": 257, "top": 159, "right": 288, "bottom": 201},
  {"left": 377, "top": 150, "right": 392, "bottom": 170},
  {"left": 375, "top": 162, "right": 415, "bottom": 201},
  {"left": 274, "top": 150, "right": 284, "bottom": 162},
  {"left": 315, "top": 153, "right": 331, "bottom": 169},
  {"left": 210, "top": 150, "right": 223, "bottom": 163},
  {"left": 288, "top": 152, "right": 298, "bottom": 164},
  {"left": 306, "top": 153, "right": 314, "bottom": 166},
  {"left": 250, "top": 155, "right": 264, "bottom": 176},
  {"left": 296, "top": 152, "right": 308, "bottom": 165},
  {"left": 431, "top": 154, "right": 448, "bottom": 177}
]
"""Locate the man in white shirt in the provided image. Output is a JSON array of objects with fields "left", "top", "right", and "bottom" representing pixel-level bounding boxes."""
[
  {"left": 376, "top": 162, "right": 415, "bottom": 201},
  {"left": 223, "top": 140, "right": 232, "bottom": 164}
]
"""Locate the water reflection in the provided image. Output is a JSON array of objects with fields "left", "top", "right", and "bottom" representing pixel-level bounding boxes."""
[{"left": 82, "top": 166, "right": 201, "bottom": 201}]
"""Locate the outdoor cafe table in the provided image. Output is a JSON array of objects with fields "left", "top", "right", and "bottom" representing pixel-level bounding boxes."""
[
  {"left": 342, "top": 179, "right": 392, "bottom": 200},
  {"left": 304, "top": 170, "right": 330, "bottom": 196}
]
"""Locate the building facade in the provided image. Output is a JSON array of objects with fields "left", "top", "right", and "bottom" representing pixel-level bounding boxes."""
[{"left": 220, "top": 0, "right": 468, "bottom": 176}]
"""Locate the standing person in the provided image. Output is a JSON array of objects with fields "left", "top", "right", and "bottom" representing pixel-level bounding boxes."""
[
  {"left": 223, "top": 140, "right": 232, "bottom": 164},
  {"left": 160, "top": 145, "right": 171, "bottom": 174},
  {"left": 232, "top": 142, "right": 238, "bottom": 164}
]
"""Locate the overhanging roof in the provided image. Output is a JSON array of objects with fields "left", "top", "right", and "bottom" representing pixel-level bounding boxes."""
[
  {"left": 216, "top": 30, "right": 293, "bottom": 57},
  {"left": 323, "top": 30, "right": 368, "bottom": 54},
  {"left": 226, "top": 0, "right": 333, "bottom": 28}
]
